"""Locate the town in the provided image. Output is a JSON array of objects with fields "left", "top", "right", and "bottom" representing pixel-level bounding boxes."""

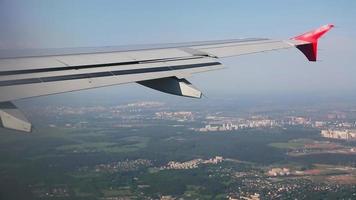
[{"left": 26, "top": 101, "right": 356, "bottom": 141}]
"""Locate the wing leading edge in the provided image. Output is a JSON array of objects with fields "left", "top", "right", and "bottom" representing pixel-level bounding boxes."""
[{"left": 0, "top": 24, "right": 334, "bottom": 132}]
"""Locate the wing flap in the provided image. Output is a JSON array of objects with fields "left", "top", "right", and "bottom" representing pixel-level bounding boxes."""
[
  {"left": 0, "top": 102, "right": 31, "bottom": 132},
  {"left": 0, "top": 58, "right": 222, "bottom": 102}
]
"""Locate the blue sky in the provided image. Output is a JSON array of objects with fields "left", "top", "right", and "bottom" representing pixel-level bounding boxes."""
[{"left": 1, "top": 0, "right": 355, "bottom": 102}]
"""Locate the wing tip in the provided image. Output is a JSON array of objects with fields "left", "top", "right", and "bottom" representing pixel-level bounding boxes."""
[
  {"left": 293, "top": 24, "right": 334, "bottom": 42},
  {"left": 292, "top": 24, "right": 334, "bottom": 62}
]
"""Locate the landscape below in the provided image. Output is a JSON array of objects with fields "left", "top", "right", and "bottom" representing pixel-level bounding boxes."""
[{"left": 0, "top": 99, "right": 355, "bottom": 200}]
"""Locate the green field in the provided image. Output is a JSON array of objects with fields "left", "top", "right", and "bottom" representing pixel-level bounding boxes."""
[
  {"left": 56, "top": 136, "right": 149, "bottom": 153},
  {"left": 269, "top": 138, "right": 314, "bottom": 149}
]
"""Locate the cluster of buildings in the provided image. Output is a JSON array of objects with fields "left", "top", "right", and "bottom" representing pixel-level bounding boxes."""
[
  {"left": 267, "top": 168, "right": 291, "bottom": 177},
  {"left": 155, "top": 111, "right": 194, "bottom": 121},
  {"left": 125, "top": 101, "right": 164, "bottom": 108},
  {"left": 161, "top": 156, "right": 223, "bottom": 170},
  {"left": 196, "top": 113, "right": 356, "bottom": 134},
  {"left": 321, "top": 129, "right": 356, "bottom": 140},
  {"left": 229, "top": 193, "right": 261, "bottom": 200},
  {"left": 196, "top": 115, "right": 348, "bottom": 133},
  {"left": 197, "top": 118, "right": 279, "bottom": 132},
  {"left": 38, "top": 101, "right": 165, "bottom": 117},
  {"left": 314, "top": 121, "right": 356, "bottom": 129},
  {"left": 94, "top": 159, "right": 152, "bottom": 173}
]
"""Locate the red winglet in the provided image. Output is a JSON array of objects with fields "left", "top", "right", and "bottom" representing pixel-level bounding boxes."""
[{"left": 293, "top": 24, "right": 334, "bottom": 61}]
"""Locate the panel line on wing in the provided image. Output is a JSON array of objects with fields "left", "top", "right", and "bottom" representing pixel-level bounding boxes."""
[
  {"left": 0, "top": 56, "right": 207, "bottom": 76},
  {"left": 0, "top": 62, "right": 221, "bottom": 87},
  {"left": 197, "top": 40, "right": 283, "bottom": 51}
]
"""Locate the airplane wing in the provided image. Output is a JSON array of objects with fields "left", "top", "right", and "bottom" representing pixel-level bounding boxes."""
[{"left": 0, "top": 24, "right": 334, "bottom": 132}]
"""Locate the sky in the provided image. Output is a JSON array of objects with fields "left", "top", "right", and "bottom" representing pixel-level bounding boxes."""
[{"left": 0, "top": 0, "right": 355, "bottom": 104}]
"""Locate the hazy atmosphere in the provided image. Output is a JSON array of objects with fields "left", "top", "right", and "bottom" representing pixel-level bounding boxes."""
[{"left": 1, "top": 0, "right": 355, "bottom": 99}]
